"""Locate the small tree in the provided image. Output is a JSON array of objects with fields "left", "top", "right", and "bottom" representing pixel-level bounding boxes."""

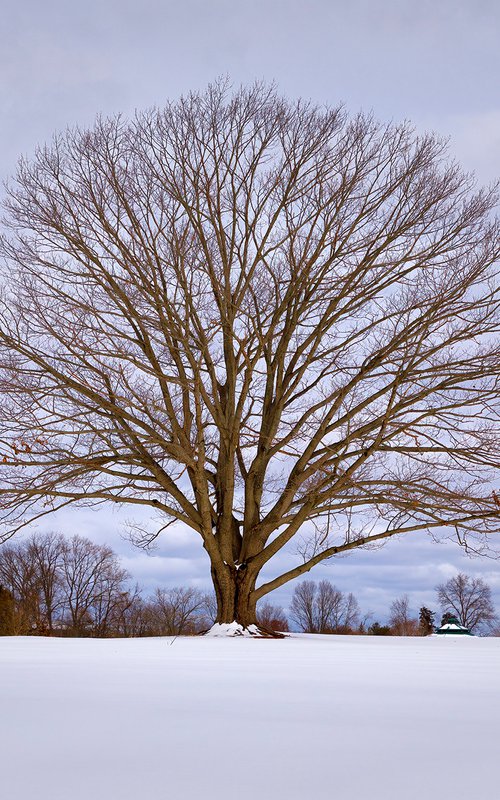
[
  {"left": 389, "top": 594, "right": 419, "bottom": 636},
  {"left": 257, "top": 601, "right": 289, "bottom": 632},
  {"left": 109, "top": 589, "right": 148, "bottom": 637},
  {"left": 418, "top": 606, "right": 435, "bottom": 635},
  {"left": 436, "top": 573, "right": 497, "bottom": 633},
  {"left": 337, "top": 593, "right": 361, "bottom": 634},
  {"left": 60, "top": 535, "right": 132, "bottom": 635},
  {"left": 368, "top": 622, "right": 392, "bottom": 636},
  {"left": 290, "top": 579, "right": 360, "bottom": 633},
  {"left": 26, "top": 532, "right": 66, "bottom": 633},
  {"left": 290, "top": 581, "right": 318, "bottom": 633},
  {"left": 149, "top": 586, "right": 207, "bottom": 635},
  {"left": 0, "top": 535, "right": 57, "bottom": 633}
]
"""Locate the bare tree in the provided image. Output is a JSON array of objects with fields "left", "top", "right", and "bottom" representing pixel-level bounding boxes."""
[
  {"left": 436, "top": 573, "right": 497, "bottom": 632},
  {"left": 60, "top": 535, "right": 132, "bottom": 635},
  {"left": 290, "top": 580, "right": 318, "bottom": 632},
  {"left": 112, "top": 588, "right": 213, "bottom": 637},
  {"left": 290, "top": 579, "right": 359, "bottom": 633},
  {"left": 0, "top": 535, "right": 60, "bottom": 633},
  {"left": 389, "top": 594, "right": 418, "bottom": 636},
  {"left": 315, "top": 580, "right": 344, "bottom": 632},
  {"left": 201, "top": 591, "right": 218, "bottom": 627},
  {"left": 257, "top": 601, "right": 289, "bottom": 632},
  {"left": 26, "top": 532, "right": 66, "bottom": 633},
  {"left": 1, "top": 81, "right": 500, "bottom": 634},
  {"left": 339, "top": 592, "right": 361, "bottom": 633},
  {"left": 108, "top": 587, "right": 148, "bottom": 637},
  {"left": 149, "top": 586, "right": 207, "bottom": 635},
  {"left": 91, "top": 577, "right": 141, "bottom": 638}
]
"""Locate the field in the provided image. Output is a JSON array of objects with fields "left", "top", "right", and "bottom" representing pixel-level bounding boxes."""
[{"left": 1, "top": 634, "right": 498, "bottom": 800}]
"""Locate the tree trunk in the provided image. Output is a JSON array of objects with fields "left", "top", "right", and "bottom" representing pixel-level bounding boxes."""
[
  {"left": 211, "top": 563, "right": 256, "bottom": 626},
  {"left": 209, "top": 563, "right": 284, "bottom": 637}
]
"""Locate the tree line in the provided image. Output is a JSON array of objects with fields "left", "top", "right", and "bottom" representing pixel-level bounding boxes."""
[
  {"left": 0, "top": 532, "right": 215, "bottom": 636},
  {"left": 0, "top": 532, "right": 497, "bottom": 637},
  {"left": 279, "top": 574, "right": 497, "bottom": 636}
]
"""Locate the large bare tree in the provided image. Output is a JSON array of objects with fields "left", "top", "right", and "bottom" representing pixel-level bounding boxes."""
[{"left": 1, "top": 82, "right": 500, "bottom": 634}]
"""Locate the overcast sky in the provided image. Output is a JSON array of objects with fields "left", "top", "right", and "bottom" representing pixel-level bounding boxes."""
[{"left": 2, "top": 0, "right": 500, "bottom": 622}]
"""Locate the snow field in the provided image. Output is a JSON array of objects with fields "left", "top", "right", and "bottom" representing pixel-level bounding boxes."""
[{"left": 0, "top": 634, "right": 498, "bottom": 800}]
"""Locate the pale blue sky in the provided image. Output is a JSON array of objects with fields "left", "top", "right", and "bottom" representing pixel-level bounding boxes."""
[{"left": 2, "top": 0, "right": 500, "bottom": 621}]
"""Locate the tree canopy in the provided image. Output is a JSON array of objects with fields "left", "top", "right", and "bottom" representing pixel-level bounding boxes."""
[{"left": 1, "top": 82, "right": 500, "bottom": 632}]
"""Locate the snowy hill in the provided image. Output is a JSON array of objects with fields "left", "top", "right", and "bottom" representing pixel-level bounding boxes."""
[{"left": 0, "top": 634, "right": 498, "bottom": 800}]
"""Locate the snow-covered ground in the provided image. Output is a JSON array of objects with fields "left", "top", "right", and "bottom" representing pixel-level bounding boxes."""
[{"left": 0, "top": 634, "right": 498, "bottom": 800}]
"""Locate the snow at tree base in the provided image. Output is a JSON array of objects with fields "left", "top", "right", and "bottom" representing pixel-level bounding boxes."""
[
  {"left": 205, "top": 622, "right": 262, "bottom": 636},
  {"left": 1, "top": 635, "right": 499, "bottom": 800}
]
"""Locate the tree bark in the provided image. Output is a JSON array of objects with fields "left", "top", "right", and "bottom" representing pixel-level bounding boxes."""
[
  {"left": 211, "top": 563, "right": 256, "bottom": 627},
  {"left": 210, "top": 561, "right": 283, "bottom": 636}
]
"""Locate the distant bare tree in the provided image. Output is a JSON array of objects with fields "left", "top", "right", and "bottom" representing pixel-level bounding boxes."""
[
  {"left": 315, "top": 581, "right": 344, "bottom": 632},
  {"left": 201, "top": 591, "right": 218, "bottom": 627},
  {"left": 389, "top": 594, "right": 419, "bottom": 636},
  {"left": 340, "top": 592, "right": 361, "bottom": 633},
  {"left": 290, "top": 579, "right": 359, "bottom": 633},
  {"left": 60, "top": 535, "right": 132, "bottom": 635},
  {"left": 112, "top": 588, "right": 215, "bottom": 637},
  {"left": 0, "top": 535, "right": 60, "bottom": 633},
  {"left": 92, "top": 581, "right": 142, "bottom": 638},
  {"left": 357, "top": 610, "right": 374, "bottom": 634},
  {"left": 290, "top": 580, "right": 318, "bottom": 632},
  {"left": 257, "top": 601, "right": 289, "bottom": 632},
  {"left": 112, "top": 590, "right": 152, "bottom": 637},
  {"left": 150, "top": 586, "right": 206, "bottom": 635},
  {"left": 436, "top": 573, "right": 497, "bottom": 633},
  {"left": 2, "top": 81, "right": 500, "bottom": 633},
  {"left": 26, "top": 532, "right": 66, "bottom": 633}
]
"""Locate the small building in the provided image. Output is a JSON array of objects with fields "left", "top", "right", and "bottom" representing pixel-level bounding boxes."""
[{"left": 435, "top": 615, "right": 473, "bottom": 636}]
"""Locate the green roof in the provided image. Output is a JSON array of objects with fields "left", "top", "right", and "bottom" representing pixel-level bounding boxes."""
[{"left": 436, "top": 616, "right": 473, "bottom": 635}]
